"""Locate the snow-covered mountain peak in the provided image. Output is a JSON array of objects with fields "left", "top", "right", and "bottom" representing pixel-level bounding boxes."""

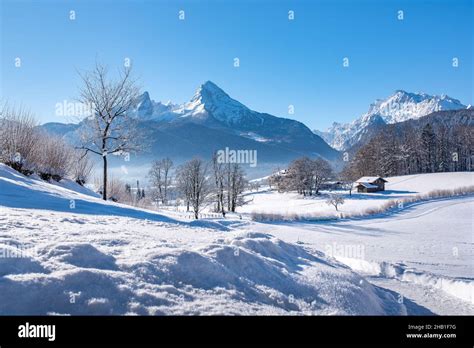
[
  {"left": 366, "top": 90, "right": 466, "bottom": 124},
  {"left": 131, "top": 81, "right": 263, "bottom": 125},
  {"left": 189, "top": 80, "right": 232, "bottom": 104},
  {"left": 179, "top": 81, "right": 250, "bottom": 123},
  {"left": 133, "top": 91, "right": 178, "bottom": 121},
  {"left": 316, "top": 90, "right": 467, "bottom": 151},
  {"left": 199, "top": 80, "right": 228, "bottom": 95}
]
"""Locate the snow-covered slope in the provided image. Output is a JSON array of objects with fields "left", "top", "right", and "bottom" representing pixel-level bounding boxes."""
[
  {"left": 134, "top": 81, "right": 256, "bottom": 125},
  {"left": 0, "top": 163, "right": 178, "bottom": 222},
  {"left": 316, "top": 90, "right": 467, "bottom": 150},
  {"left": 134, "top": 91, "right": 178, "bottom": 122},
  {"left": 0, "top": 164, "right": 411, "bottom": 315},
  {"left": 173, "top": 81, "right": 253, "bottom": 124}
]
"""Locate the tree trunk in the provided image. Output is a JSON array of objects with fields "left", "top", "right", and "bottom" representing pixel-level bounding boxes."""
[{"left": 102, "top": 155, "right": 107, "bottom": 200}]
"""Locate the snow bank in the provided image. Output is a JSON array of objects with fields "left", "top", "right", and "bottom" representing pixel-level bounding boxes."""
[
  {"left": 44, "top": 243, "right": 118, "bottom": 270},
  {"left": 335, "top": 257, "right": 473, "bottom": 304},
  {"left": 0, "top": 233, "right": 409, "bottom": 315},
  {"left": 0, "top": 244, "right": 45, "bottom": 276}
]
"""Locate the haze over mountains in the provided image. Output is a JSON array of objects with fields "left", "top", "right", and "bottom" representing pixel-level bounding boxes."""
[
  {"left": 42, "top": 83, "right": 470, "bottom": 179},
  {"left": 43, "top": 81, "right": 340, "bottom": 176},
  {"left": 314, "top": 90, "right": 468, "bottom": 151}
]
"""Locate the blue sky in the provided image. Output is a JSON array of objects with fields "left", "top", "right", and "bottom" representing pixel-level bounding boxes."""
[{"left": 1, "top": 0, "right": 472, "bottom": 130}]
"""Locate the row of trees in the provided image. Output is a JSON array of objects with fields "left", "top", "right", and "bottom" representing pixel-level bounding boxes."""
[
  {"left": 0, "top": 104, "right": 93, "bottom": 183},
  {"left": 268, "top": 157, "right": 333, "bottom": 196},
  {"left": 149, "top": 155, "right": 248, "bottom": 219},
  {"left": 344, "top": 123, "right": 473, "bottom": 179},
  {"left": 149, "top": 158, "right": 173, "bottom": 204}
]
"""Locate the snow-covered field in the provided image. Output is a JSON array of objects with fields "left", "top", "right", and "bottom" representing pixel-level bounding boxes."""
[
  {"left": 0, "top": 164, "right": 472, "bottom": 315},
  {"left": 241, "top": 172, "right": 473, "bottom": 218}
]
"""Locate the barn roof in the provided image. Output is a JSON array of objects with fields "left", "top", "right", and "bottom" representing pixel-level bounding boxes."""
[
  {"left": 355, "top": 182, "right": 379, "bottom": 189},
  {"left": 355, "top": 176, "right": 387, "bottom": 183}
]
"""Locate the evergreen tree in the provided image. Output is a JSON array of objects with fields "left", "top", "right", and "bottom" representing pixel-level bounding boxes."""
[{"left": 420, "top": 123, "right": 436, "bottom": 173}]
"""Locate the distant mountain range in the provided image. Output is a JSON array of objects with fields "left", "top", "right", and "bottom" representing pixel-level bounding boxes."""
[
  {"left": 350, "top": 108, "right": 473, "bottom": 155},
  {"left": 42, "top": 81, "right": 340, "bottom": 176},
  {"left": 314, "top": 90, "right": 468, "bottom": 151},
  {"left": 42, "top": 83, "right": 470, "bottom": 178}
]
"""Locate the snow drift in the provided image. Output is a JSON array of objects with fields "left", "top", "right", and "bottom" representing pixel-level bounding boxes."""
[{"left": 0, "top": 233, "right": 409, "bottom": 315}]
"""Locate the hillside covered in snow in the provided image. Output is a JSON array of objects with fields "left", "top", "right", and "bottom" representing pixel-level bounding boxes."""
[
  {"left": 1, "top": 164, "right": 473, "bottom": 315},
  {"left": 0, "top": 164, "right": 415, "bottom": 315}
]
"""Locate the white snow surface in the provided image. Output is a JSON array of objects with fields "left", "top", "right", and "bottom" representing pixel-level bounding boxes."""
[
  {"left": 0, "top": 164, "right": 409, "bottom": 315},
  {"left": 1, "top": 165, "right": 472, "bottom": 315}
]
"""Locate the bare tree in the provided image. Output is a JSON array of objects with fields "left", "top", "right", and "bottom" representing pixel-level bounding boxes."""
[
  {"left": 212, "top": 152, "right": 226, "bottom": 217},
  {"left": 225, "top": 163, "right": 247, "bottom": 212},
  {"left": 268, "top": 168, "right": 288, "bottom": 192},
  {"left": 248, "top": 181, "right": 261, "bottom": 192},
  {"left": 160, "top": 157, "right": 173, "bottom": 204},
  {"left": 285, "top": 157, "right": 333, "bottom": 196},
  {"left": 149, "top": 158, "right": 173, "bottom": 204},
  {"left": 287, "top": 157, "right": 314, "bottom": 195},
  {"left": 76, "top": 63, "right": 141, "bottom": 200},
  {"left": 35, "top": 133, "right": 73, "bottom": 180},
  {"left": 326, "top": 193, "right": 345, "bottom": 211},
  {"left": 149, "top": 160, "right": 163, "bottom": 203},
  {"left": 312, "top": 158, "right": 333, "bottom": 195},
  {"left": 177, "top": 158, "right": 211, "bottom": 219}
]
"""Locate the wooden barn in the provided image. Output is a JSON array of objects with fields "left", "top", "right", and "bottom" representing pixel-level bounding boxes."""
[{"left": 355, "top": 176, "right": 387, "bottom": 193}]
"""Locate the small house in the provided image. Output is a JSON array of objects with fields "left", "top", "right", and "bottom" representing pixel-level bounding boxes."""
[
  {"left": 355, "top": 176, "right": 387, "bottom": 193},
  {"left": 320, "top": 181, "right": 343, "bottom": 191}
]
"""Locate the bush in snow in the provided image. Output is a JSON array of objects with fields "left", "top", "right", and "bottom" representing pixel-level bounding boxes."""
[
  {"left": 0, "top": 104, "right": 41, "bottom": 174},
  {"left": 35, "top": 133, "right": 73, "bottom": 181},
  {"left": 0, "top": 103, "right": 94, "bottom": 183},
  {"left": 71, "top": 152, "right": 94, "bottom": 186},
  {"left": 94, "top": 176, "right": 128, "bottom": 202}
]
